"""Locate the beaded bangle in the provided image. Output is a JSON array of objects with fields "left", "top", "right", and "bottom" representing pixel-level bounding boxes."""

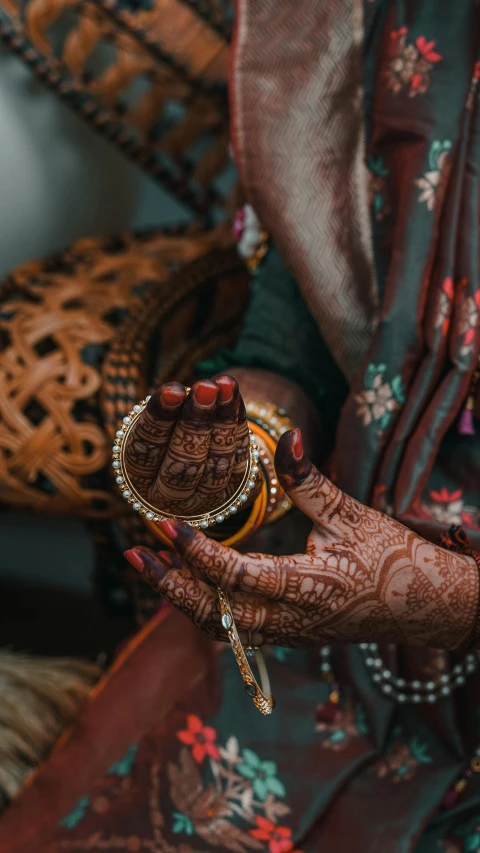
[{"left": 441, "top": 524, "right": 480, "bottom": 651}]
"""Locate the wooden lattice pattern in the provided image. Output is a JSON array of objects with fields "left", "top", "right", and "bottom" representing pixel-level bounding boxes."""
[{"left": 0, "top": 0, "right": 234, "bottom": 223}]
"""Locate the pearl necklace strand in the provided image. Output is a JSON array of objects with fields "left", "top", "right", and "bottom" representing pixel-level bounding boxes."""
[{"left": 319, "top": 644, "right": 478, "bottom": 704}]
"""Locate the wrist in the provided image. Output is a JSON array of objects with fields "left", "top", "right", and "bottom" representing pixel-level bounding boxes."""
[{"left": 225, "top": 367, "right": 323, "bottom": 463}]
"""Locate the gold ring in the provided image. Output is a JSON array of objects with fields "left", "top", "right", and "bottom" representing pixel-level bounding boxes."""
[
  {"left": 217, "top": 588, "right": 274, "bottom": 715},
  {"left": 111, "top": 395, "right": 261, "bottom": 530}
]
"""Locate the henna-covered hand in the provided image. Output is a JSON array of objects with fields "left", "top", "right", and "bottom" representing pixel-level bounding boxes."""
[
  {"left": 125, "top": 430, "right": 479, "bottom": 650},
  {"left": 123, "top": 375, "right": 250, "bottom": 516}
]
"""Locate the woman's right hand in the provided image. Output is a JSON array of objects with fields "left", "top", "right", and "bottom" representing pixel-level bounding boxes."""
[{"left": 123, "top": 376, "right": 250, "bottom": 517}]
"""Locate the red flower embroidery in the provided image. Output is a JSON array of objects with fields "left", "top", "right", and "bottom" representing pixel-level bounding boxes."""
[
  {"left": 475, "top": 61, "right": 480, "bottom": 81},
  {"left": 177, "top": 715, "right": 220, "bottom": 764},
  {"left": 250, "top": 816, "right": 301, "bottom": 853},
  {"left": 415, "top": 36, "right": 442, "bottom": 63},
  {"left": 430, "top": 488, "right": 463, "bottom": 503}
]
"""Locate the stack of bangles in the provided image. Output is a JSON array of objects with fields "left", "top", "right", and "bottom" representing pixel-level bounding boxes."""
[{"left": 112, "top": 393, "right": 295, "bottom": 715}]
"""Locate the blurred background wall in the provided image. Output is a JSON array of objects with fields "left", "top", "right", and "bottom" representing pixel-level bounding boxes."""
[{"left": 0, "top": 47, "right": 190, "bottom": 278}]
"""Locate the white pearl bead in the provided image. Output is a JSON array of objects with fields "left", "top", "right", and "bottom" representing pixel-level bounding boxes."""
[
  {"left": 247, "top": 480, "right": 255, "bottom": 490},
  {"left": 123, "top": 490, "right": 131, "bottom": 498},
  {"left": 440, "top": 686, "right": 450, "bottom": 696},
  {"left": 259, "top": 408, "right": 267, "bottom": 416},
  {"left": 240, "top": 494, "right": 248, "bottom": 503},
  {"left": 320, "top": 647, "right": 330, "bottom": 657},
  {"left": 369, "top": 643, "right": 379, "bottom": 651},
  {"left": 467, "top": 663, "right": 477, "bottom": 673},
  {"left": 382, "top": 669, "right": 391, "bottom": 679},
  {"left": 116, "top": 476, "right": 124, "bottom": 484},
  {"left": 374, "top": 658, "right": 383, "bottom": 669},
  {"left": 427, "top": 694, "right": 436, "bottom": 703},
  {"left": 426, "top": 681, "right": 435, "bottom": 691},
  {"left": 252, "top": 451, "right": 260, "bottom": 460},
  {"left": 372, "top": 673, "right": 381, "bottom": 683},
  {"left": 359, "top": 643, "right": 369, "bottom": 650},
  {"left": 382, "top": 684, "right": 393, "bottom": 694},
  {"left": 146, "top": 512, "right": 154, "bottom": 520},
  {"left": 215, "top": 514, "right": 225, "bottom": 524},
  {"left": 320, "top": 662, "right": 331, "bottom": 672},
  {"left": 200, "top": 520, "right": 209, "bottom": 529},
  {"left": 113, "top": 446, "right": 121, "bottom": 453},
  {"left": 133, "top": 405, "right": 142, "bottom": 413},
  {"left": 397, "top": 694, "right": 406, "bottom": 703},
  {"left": 116, "top": 430, "right": 124, "bottom": 438},
  {"left": 133, "top": 502, "right": 141, "bottom": 511},
  {"left": 123, "top": 416, "right": 132, "bottom": 425},
  {"left": 112, "top": 461, "right": 121, "bottom": 469},
  {"left": 270, "top": 487, "right": 277, "bottom": 495},
  {"left": 455, "top": 675, "right": 465, "bottom": 686},
  {"left": 411, "top": 680, "right": 421, "bottom": 690},
  {"left": 229, "top": 506, "right": 237, "bottom": 515},
  {"left": 395, "top": 679, "right": 406, "bottom": 689},
  {"left": 440, "top": 674, "right": 450, "bottom": 684},
  {"left": 366, "top": 657, "right": 375, "bottom": 667},
  {"left": 412, "top": 694, "right": 421, "bottom": 703},
  {"left": 453, "top": 664, "right": 463, "bottom": 675},
  {"left": 251, "top": 466, "right": 259, "bottom": 475}
]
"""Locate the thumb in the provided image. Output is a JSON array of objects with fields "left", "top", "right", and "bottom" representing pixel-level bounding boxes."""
[{"left": 275, "top": 429, "right": 343, "bottom": 528}]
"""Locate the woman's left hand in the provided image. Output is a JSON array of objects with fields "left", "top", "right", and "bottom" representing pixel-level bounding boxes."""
[{"left": 125, "top": 430, "right": 478, "bottom": 651}]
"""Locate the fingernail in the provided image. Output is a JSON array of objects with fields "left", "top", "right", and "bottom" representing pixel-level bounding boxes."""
[
  {"left": 214, "top": 375, "right": 236, "bottom": 404},
  {"left": 193, "top": 381, "right": 218, "bottom": 407},
  {"left": 124, "top": 549, "right": 144, "bottom": 571},
  {"left": 147, "top": 382, "right": 185, "bottom": 417},
  {"left": 159, "top": 383, "right": 185, "bottom": 407},
  {"left": 158, "top": 519, "right": 178, "bottom": 541},
  {"left": 292, "top": 429, "right": 304, "bottom": 461}
]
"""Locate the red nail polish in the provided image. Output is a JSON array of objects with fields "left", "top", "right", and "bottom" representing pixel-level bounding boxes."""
[
  {"left": 292, "top": 429, "right": 304, "bottom": 461},
  {"left": 160, "top": 383, "right": 185, "bottom": 407},
  {"left": 158, "top": 519, "right": 178, "bottom": 541},
  {"left": 193, "top": 381, "right": 218, "bottom": 407},
  {"left": 124, "top": 549, "right": 145, "bottom": 571},
  {"left": 214, "top": 375, "right": 235, "bottom": 403}
]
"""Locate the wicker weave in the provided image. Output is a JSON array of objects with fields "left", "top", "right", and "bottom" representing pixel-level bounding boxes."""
[
  {"left": 0, "top": 0, "right": 234, "bottom": 224},
  {"left": 0, "top": 226, "right": 246, "bottom": 518}
]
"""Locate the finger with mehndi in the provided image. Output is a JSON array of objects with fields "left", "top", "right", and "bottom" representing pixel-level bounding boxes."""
[
  {"left": 231, "top": 397, "right": 250, "bottom": 484},
  {"left": 275, "top": 428, "right": 345, "bottom": 532},
  {"left": 156, "top": 519, "right": 286, "bottom": 600},
  {"left": 124, "top": 545, "right": 273, "bottom": 641},
  {"left": 150, "top": 380, "right": 218, "bottom": 510},
  {"left": 123, "top": 382, "right": 186, "bottom": 498},
  {"left": 196, "top": 375, "right": 240, "bottom": 507}
]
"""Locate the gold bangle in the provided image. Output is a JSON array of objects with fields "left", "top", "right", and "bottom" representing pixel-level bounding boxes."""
[
  {"left": 217, "top": 588, "right": 275, "bottom": 715},
  {"left": 146, "top": 474, "right": 268, "bottom": 548},
  {"left": 112, "top": 396, "right": 261, "bottom": 532},
  {"left": 245, "top": 399, "right": 295, "bottom": 443},
  {"left": 248, "top": 419, "right": 293, "bottom": 523}
]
